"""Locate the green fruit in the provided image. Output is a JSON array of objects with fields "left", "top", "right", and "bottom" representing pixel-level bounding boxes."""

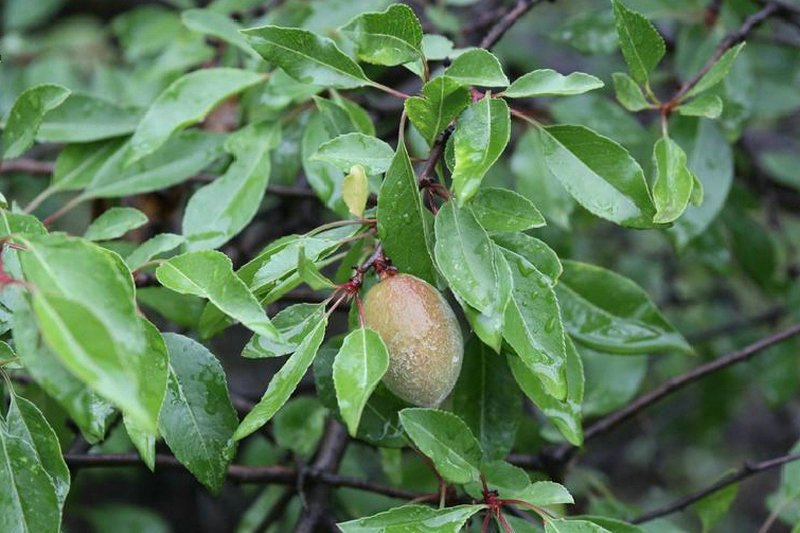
[{"left": 363, "top": 273, "right": 464, "bottom": 407}]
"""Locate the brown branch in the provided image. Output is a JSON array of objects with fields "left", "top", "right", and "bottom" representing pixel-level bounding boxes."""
[
  {"left": 632, "top": 451, "right": 800, "bottom": 524},
  {"left": 0, "top": 159, "right": 55, "bottom": 175},
  {"left": 479, "top": 0, "right": 548, "bottom": 49}
]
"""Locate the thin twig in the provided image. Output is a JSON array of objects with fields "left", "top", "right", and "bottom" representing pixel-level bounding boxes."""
[
  {"left": 0, "top": 159, "right": 55, "bottom": 175},
  {"left": 480, "top": 0, "right": 548, "bottom": 49},
  {"left": 632, "top": 452, "right": 800, "bottom": 523}
]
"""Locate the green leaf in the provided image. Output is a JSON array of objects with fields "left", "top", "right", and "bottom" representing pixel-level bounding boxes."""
[
  {"left": 12, "top": 298, "right": 115, "bottom": 444},
  {"left": 297, "top": 245, "right": 335, "bottom": 290},
  {"left": 507, "top": 337, "right": 583, "bottom": 445},
  {"left": 273, "top": 397, "right": 327, "bottom": 456},
  {"left": 539, "top": 125, "right": 656, "bottom": 228},
  {"left": 677, "top": 94, "right": 723, "bottom": 119},
  {"left": 5, "top": 394, "right": 70, "bottom": 509},
  {"left": 343, "top": 164, "right": 369, "bottom": 217},
  {"left": 160, "top": 333, "right": 239, "bottom": 493},
  {"left": 581, "top": 343, "right": 647, "bottom": 417},
  {"left": 127, "top": 68, "right": 263, "bottom": 163},
  {"left": 470, "top": 187, "right": 545, "bottom": 232},
  {"left": 612, "top": 72, "right": 651, "bottom": 111},
  {"left": 612, "top": 0, "right": 665, "bottom": 84},
  {"left": 652, "top": 135, "right": 696, "bottom": 224},
  {"left": 404, "top": 76, "right": 470, "bottom": 145},
  {"left": 444, "top": 49, "right": 509, "bottom": 87},
  {"left": 556, "top": 260, "right": 691, "bottom": 354},
  {"left": 84, "top": 207, "right": 148, "bottom": 241},
  {"left": 505, "top": 69, "right": 604, "bottom": 98},
  {"left": 686, "top": 43, "right": 746, "bottom": 98},
  {"left": 0, "top": 424, "right": 61, "bottom": 533},
  {"left": 183, "top": 122, "right": 281, "bottom": 251},
  {"left": 492, "top": 232, "right": 562, "bottom": 285},
  {"left": 452, "top": 337, "right": 521, "bottom": 461},
  {"left": 333, "top": 327, "right": 390, "bottom": 436},
  {"left": 693, "top": 481, "right": 738, "bottom": 533},
  {"left": 37, "top": 93, "right": 141, "bottom": 143},
  {"left": 434, "top": 202, "right": 508, "bottom": 320},
  {"left": 500, "top": 243, "right": 568, "bottom": 400},
  {"left": 377, "top": 141, "right": 437, "bottom": 284},
  {"left": 243, "top": 303, "right": 324, "bottom": 359},
  {"left": 399, "top": 408, "right": 483, "bottom": 484},
  {"left": 312, "top": 133, "right": 394, "bottom": 174},
  {"left": 519, "top": 481, "right": 574, "bottom": 506},
  {"left": 451, "top": 97, "right": 510, "bottom": 205},
  {"left": 182, "top": 8, "right": 261, "bottom": 60},
  {"left": 2, "top": 84, "right": 70, "bottom": 159},
  {"left": 123, "top": 413, "right": 156, "bottom": 472},
  {"left": 18, "top": 234, "right": 166, "bottom": 432},
  {"left": 234, "top": 317, "right": 327, "bottom": 440},
  {"left": 573, "top": 517, "right": 645, "bottom": 533},
  {"left": 242, "top": 25, "right": 371, "bottom": 88},
  {"left": 546, "top": 518, "right": 612, "bottom": 533},
  {"left": 668, "top": 119, "right": 732, "bottom": 248},
  {"left": 338, "top": 504, "right": 486, "bottom": 533},
  {"left": 125, "top": 233, "right": 184, "bottom": 271},
  {"left": 156, "top": 251, "right": 280, "bottom": 340},
  {"left": 341, "top": 4, "right": 423, "bottom": 66}
]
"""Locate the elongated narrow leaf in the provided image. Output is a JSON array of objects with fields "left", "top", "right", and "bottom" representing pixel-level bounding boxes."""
[
  {"left": 338, "top": 504, "right": 486, "bottom": 533},
  {"left": 333, "top": 327, "right": 390, "bottom": 436},
  {"left": 445, "top": 49, "right": 509, "bottom": 87},
  {"left": 453, "top": 338, "right": 521, "bottom": 460},
  {"left": 183, "top": 122, "right": 280, "bottom": 251},
  {"left": 127, "top": 68, "right": 263, "bottom": 163},
  {"left": 0, "top": 425, "right": 61, "bottom": 533},
  {"left": 377, "top": 141, "right": 437, "bottom": 283},
  {"left": 160, "top": 333, "right": 239, "bottom": 493},
  {"left": 37, "top": 93, "right": 141, "bottom": 143},
  {"left": 652, "top": 135, "right": 696, "bottom": 224},
  {"left": 686, "top": 43, "right": 746, "bottom": 98},
  {"left": 341, "top": 4, "right": 423, "bottom": 66},
  {"left": 312, "top": 132, "right": 394, "bottom": 174},
  {"left": 242, "top": 25, "right": 371, "bottom": 88},
  {"left": 3, "top": 84, "right": 70, "bottom": 159},
  {"left": 540, "top": 125, "right": 656, "bottom": 228},
  {"left": 470, "top": 187, "right": 545, "bottom": 232},
  {"left": 404, "top": 76, "right": 470, "bottom": 145},
  {"left": 182, "top": 8, "right": 261, "bottom": 60},
  {"left": 504, "top": 69, "right": 603, "bottom": 98},
  {"left": 125, "top": 233, "right": 184, "bottom": 271},
  {"left": 234, "top": 317, "right": 327, "bottom": 440},
  {"left": 123, "top": 413, "right": 156, "bottom": 472},
  {"left": 508, "top": 337, "right": 584, "bottom": 446},
  {"left": 451, "top": 97, "right": 510, "bottom": 205},
  {"left": 556, "top": 260, "right": 691, "bottom": 354},
  {"left": 399, "top": 408, "right": 483, "bottom": 484},
  {"left": 243, "top": 303, "right": 325, "bottom": 359},
  {"left": 5, "top": 394, "right": 70, "bottom": 508},
  {"left": 612, "top": 0, "right": 665, "bottom": 84},
  {"left": 84, "top": 207, "right": 148, "bottom": 241},
  {"left": 156, "top": 251, "right": 280, "bottom": 340}
]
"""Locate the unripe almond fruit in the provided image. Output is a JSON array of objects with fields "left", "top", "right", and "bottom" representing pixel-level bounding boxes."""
[{"left": 363, "top": 273, "right": 463, "bottom": 407}]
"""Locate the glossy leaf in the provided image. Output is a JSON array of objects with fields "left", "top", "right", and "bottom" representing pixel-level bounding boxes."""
[
  {"left": 470, "top": 187, "right": 545, "bottom": 232},
  {"left": 2, "top": 84, "right": 70, "bottom": 159},
  {"left": 312, "top": 132, "right": 394, "bottom": 174},
  {"left": 581, "top": 343, "right": 647, "bottom": 417},
  {"left": 444, "top": 49, "right": 509, "bottom": 87},
  {"left": 399, "top": 408, "right": 482, "bottom": 484},
  {"left": 234, "top": 317, "right": 327, "bottom": 440},
  {"left": 157, "top": 251, "right": 279, "bottom": 339},
  {"left": 37, "top": 93, "right": 140, "bottom": 143},
  {"left": 127, "top": 68, "right": 263, "bottom": 163},
  {"left": 160, "top": 333, "right": 239, "bottom": 493},
  {"left": 242, "top": 303, "right": 324, "bottom": 359},
  {"left": 333, "top": 327, "right": 390, "bottom": 436},
  {"left": 273, "top": 397, "right": 327, "bottom": 456},
  {"left": 546, "top": 518, "right": 612, "bottom": 533},
  {"left": 338, "top": 504, "right": 486, "bottom": 533},
  {"left": 556, "top": 260, "right": 691, "bottom": 354},
  {"left": 505, "top": 69, "right": 604, "bottom": 98},
  {"left": 341, "top": 4, "right": 423, "bottom": 66},
  {"left": 123, "top": 413, "right": 156, "bottom": 472},
  {"left": 125, "top": 233, "right": 184, "bottom": 271},
  {"left": 404, "top": 76, "right": 471, "bottom": 145},
  {"left": 612, "top": 72, "right": 651, "bottom": 112},
  {"left": 343, "top": 164, "right": 369, "bottom": 217},
  {"left": 686, "top": 43, "right": 746, "bottom": 99},
  {"left": 540, "top": 125, "right": 656, "bottom": 228},
  {"left": 612, "top": 0, "right": 665, "bottom": 84},
  {"left": 377, "top": 141, "right": 437, "bottom": 283},
  {"left": 84, "top": 207, "right": 148, "bottom": 241},
  {"left": 507, "top": 336, "right": 584, "bottom": 445},
  {"left": 183, "top": 122, "right": 281, "bottom": 251},
  {"left": 242, "top": 25, "right": 371, "bottom": 88},
  {"left": 182, "top": 8, "right": 261, "bottom": 60},
  {"left": 451, "top": 97, "right": 510, "bottom": 205},
  {"left": 452, "top": 337, "right": 522, "bottom": 461},
  {"left": 652, "top": 135, "right": 696, "bottom": 224},
  {"left": 492, "top": 232, "right": 562, "bottom": 286}
]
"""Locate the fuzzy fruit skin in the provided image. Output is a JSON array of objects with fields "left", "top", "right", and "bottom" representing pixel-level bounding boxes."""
[{"left": 363, "top": 273, "right": 463, "bottom": 407}]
